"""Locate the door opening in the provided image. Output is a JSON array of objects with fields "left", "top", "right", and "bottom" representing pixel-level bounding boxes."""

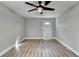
[{"left": 42, "top": 20, "right": 52, "bottom": 40}]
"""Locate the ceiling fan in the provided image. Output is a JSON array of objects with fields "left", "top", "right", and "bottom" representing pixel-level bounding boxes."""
[{"left": 25, "top": 1, "right": 55, "bottom": 14}]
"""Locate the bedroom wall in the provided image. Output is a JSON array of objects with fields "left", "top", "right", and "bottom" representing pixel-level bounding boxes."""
[
  {"left": 24, "top": 18, "right": 56, "bottom": 39},
  {"left": 56, "top": 3, "right": 79, "bottom": 52},
  {"left": 0, "top": 3, "right": 24, "bottom": 52}
]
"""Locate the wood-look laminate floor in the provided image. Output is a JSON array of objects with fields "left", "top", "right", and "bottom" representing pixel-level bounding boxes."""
[{"left": 2, "top": 39, "right": 78, "bottom": 57}]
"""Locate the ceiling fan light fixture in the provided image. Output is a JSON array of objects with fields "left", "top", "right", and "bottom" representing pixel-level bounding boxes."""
[
  {"left": 25, "top": 1, "right": 55, "bottom": 14},
  {"left": 37, "top": 7, "right": 43, "bottom": 14}
]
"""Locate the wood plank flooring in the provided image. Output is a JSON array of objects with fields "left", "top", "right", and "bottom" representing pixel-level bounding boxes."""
[{"left": 1, "top": 39, "right": 78, "bottom": 57}]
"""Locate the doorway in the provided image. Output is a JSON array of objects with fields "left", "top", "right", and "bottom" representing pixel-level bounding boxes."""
[{"left": 42, "top": 20, "right": 52, "bottom": 40}]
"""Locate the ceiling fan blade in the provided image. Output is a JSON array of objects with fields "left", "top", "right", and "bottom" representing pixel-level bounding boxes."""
[
  {"left": 43, "top": 7, "right": 55, "bottom": 11},
  {"left": 38, "top": 1, "right": 42, "bottom": 5},
  {"left": 25, "top": 2, "right": 37, "bottom": 7},
  {"left": 28, "top": 8, "right": 36, "bottom": 12},
  {"left": 45, "top": 1, "right": 51, "bottom": 6}
]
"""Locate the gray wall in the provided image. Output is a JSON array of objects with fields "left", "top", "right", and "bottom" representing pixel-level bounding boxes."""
[
  {"left": 52, "top": 18, "right": 56, "bottom": 37},
  {"left": 0, "top": 4, "right": 24, "bottom": 52},
  {"left": 24, "top": 18, "right": 42, "bottom": 38},
  {"left": 24, "top": 18, "right": 56, "bottom": 39},
  {"left": 56, "top": 3, "right": 79, "bottom": 51}
]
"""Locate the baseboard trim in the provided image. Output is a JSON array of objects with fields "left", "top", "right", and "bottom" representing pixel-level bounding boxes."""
[
  {"left": 24, "top": 37, "right": 43, "bottom": 39},
  {"left": 19, "top": 39, "right": 25, "bottom": 43},
  {"left": 51, "top": 37, "right": 56, "bottom": 39},
  {"left": 0, "top": 44, "right": 15, "bottom": 57},
  {"left": 56, "top": 39, "right": 79, "bottom": 56},
  {"left": 24, "top": 37, "right": 56, "bottom": 40}
]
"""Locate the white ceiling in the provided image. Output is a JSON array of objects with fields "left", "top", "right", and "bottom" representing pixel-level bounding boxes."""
[{"left": 0, "top": 1, "right": 78, "bottom": 18}]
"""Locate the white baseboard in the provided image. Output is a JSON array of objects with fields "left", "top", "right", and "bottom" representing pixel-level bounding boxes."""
[
  {"left": 24, "top": 37, "right": 56, "bottom": 40},
  {"left": 0, "top": 44, "right": 15, "bottom": 57},
  {"left": 56, "top": 39, "right": 79, "bottom": 56},
  {"left": 51, "top": 37, "right": 56, "bottom": 39},
  {"left": 19, "top": 39, "right": 25, "bottom": 43},
  {"left": 24, "top": 37, "right": 43, "bottom": 39}
]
